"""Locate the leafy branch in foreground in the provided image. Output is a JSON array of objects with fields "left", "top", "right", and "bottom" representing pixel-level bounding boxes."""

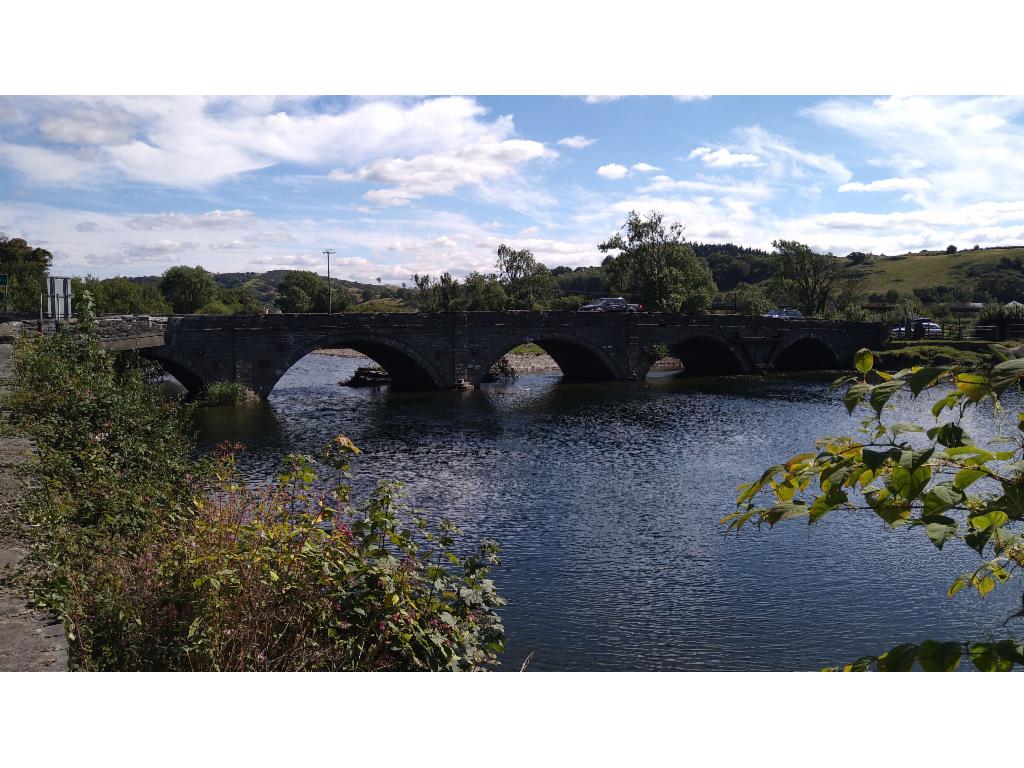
[{"left": 722, "top": 347, "right": 1024, "bottom": 671}]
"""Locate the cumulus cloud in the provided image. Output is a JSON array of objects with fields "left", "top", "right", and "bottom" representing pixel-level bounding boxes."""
[
  {"left": 838, "top": 177, "right": 932, "bottom": 193},
  {"left": 330, "top": 137, "right": 555, "bottom": 206},
  {"left": 672, "top": 95, "right": 712, "bottom": 103},
  {"left": 688, "top": 146, "right": 760, "bottom": 168},
  {"left": 0, "top": 96, "right": 543, "bottom": 190},
  {"left": 596, "top": 163, "right": 629, "bottom": 179},
  {"left": 582, "top": 96, "right": 624, "bottom": 104},
  {"left": 631, "top": 162, "right": 661, "bottom": 172},
  {"left": 558, "top": 135, "right": 596, "bottom": 149}
]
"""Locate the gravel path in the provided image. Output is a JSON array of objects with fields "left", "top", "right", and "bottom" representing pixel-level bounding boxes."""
[{"left": 0, "top": 328, "right": 68, "bottom": 671}]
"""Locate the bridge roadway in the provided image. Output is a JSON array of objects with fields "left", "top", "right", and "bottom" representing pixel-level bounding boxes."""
[{"left": 76, "top": 311, "right": 886, "bottom": 399}]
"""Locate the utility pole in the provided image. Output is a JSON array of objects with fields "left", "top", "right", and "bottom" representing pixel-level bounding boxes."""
[{"left": 323, "top": 249, "right": 335, "bottom": 314}]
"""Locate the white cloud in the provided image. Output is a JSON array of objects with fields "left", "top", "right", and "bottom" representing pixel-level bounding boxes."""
[
  {"left": 582, "top": 96, "right": 623, "bottom": 104},
  {"left": 0, "top": 141, "right": 99, "bottom": 184},
  {"left": 558, "top": 135, "right": 596, "bottom": 149},
  {"left": 671, "top": 96, "right": 712, "bottom": 103},
  {"left": 688, "top": 146, "right": 760, "bottom": 168},
  {"left": 739, "top": 127, "right": 851, "bottom": 181},
  {"left": 126, "top": 209, "right": 257, "bottom": 230},
  {"left": 838, "top": 177, "right": 931, "bottom": 193},
  {"left": 641, "top": 175, "right": 773, "bottom": 200},
  {"left": 596, "top": 163, "right": 629, "bottom": 179},
  {"left": 0, "top": 96, "right": 542, "bottom": 190},
  {"left": 805, "top": 96, "right": 1024, "bottom": 202},
  {"left": 330, "top": 137, "right": 555, "bottom": 206},
  {"left": 631, "top": 162, "right": 661, "bottom": 172}
]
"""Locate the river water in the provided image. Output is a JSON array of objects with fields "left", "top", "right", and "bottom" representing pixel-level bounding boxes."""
[{"left": 191, "top": 353, "right": 1021, "bottom": 671}]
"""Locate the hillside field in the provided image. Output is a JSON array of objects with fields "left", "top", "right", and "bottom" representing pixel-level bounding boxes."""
[{"left": 846, "top": 246, "right": 1024, "bottom": 296}]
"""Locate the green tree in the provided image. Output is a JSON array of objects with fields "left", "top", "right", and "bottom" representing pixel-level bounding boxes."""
[
  {"left": 159, "top": 266, "right": 218, "bottom": 314},
  {"left": 274, "top": 271, "right": 345, "bottom": 313},
  {"left": 0, "top": 234, "right": 53, "bottom": 313},
  {"left": 724, "top": 349, "right": 1024, "bottom": 671},
  {"left": 495, "top": 244, "right": 558, "bottom": 309},
  {"left": 453, "top": 272, "right": 507, "bottom": 311},
  {"left": 769, "top": 240, "right": 861, "bottom": 317},
  {"left": 598, "top": 211, "right": 717, "bottom": 313},
  {"left": 76, "top": 276, "right": 172, "bottom": 315}
]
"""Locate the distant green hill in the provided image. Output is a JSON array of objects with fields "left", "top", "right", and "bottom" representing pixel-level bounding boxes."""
[{"left": 844, "top": 246, "right": 1024, "bottom": 302}]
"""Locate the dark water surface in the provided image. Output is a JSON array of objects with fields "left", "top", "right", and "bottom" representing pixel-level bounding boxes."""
[{"left": 192, "top": 353, "right": 1021, "bottom": 671}]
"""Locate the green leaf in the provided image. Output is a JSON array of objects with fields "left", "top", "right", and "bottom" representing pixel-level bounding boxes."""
[
  {"left": 969, "top": 642, "right": 1014, "bottom": 671},
  {"left": 869, "top": 380, "right": 904, "bottom": 415},
  {"left": 866, "top": 490, "right": 908, "bottom": 526},
  {"left": 954, "top": 468, "right": 986, "bottom": 490},
  {"left": 876, "top": 643, "right": 919, "bottom": 671},
  {"left": 969, "top": 510, "right": 1009, "bottom": 531},
  {"left": 862, "top": 447, "right": 899, "bottom": 472},
  {"left": 922, "top": 484, "right": 965, "bottom": 516},
  {"left": 992, "top": 640, "right": 1024, "bottom": 666},
  {"left": 891, "top": 422, "right": 924, "bottom": 436},
  {"left": 889, "top": 463, "right": 931, "bottom": 502},
  {"left": 956, "top": 373, "right": 989, "bottom": 403},
  {"left": 963, "top": 528, "right": 993, "bottom": 555},
  {"left": 917, "top": 640, "right": 962, "bottom": 671},
  {"left": 843, "top": 382, "right": 870, "bottom": 415},
  {"left": 931, "top": 395, "right": 958, "bottom": 417},
  {"left": 927, "top": 422, "right": 968, "bottom": 448},
  {"left": 925, "top": 522, "right": 957, "bottom": 550},
  {"left": 995, "top": 483, "right": 1024, "bottom": 520},
  {"left": 947, "top": 575, "right": 969, "bottom": 597},
  {"left": 908, "top": 366, "right": 948, "bottom": 397},
  {"left": 854, "top": 348, "right": 874, "bottom": 374},
  {"left": 991, "top": 358, "right": 1024, "bottom": 393}
]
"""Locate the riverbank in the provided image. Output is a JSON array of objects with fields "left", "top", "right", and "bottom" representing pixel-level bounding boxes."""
[
  {"left": 315, "top": 347, "right": 683, "bottom": 375},
  {"left": 0, "top": 327, "right": 67, "bottom": 671}
]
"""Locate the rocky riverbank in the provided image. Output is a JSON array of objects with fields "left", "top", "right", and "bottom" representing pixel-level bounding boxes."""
[
  {"left": 316, "top": 347, "right": 683, "bottom": 376},
  {"left": 0, "top": 327, "right": 67, "bottom": 671}
]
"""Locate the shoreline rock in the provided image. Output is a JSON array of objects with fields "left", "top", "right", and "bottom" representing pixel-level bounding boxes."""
[{"left": 316, "top": 347, "right": 683, "bottom": 376}]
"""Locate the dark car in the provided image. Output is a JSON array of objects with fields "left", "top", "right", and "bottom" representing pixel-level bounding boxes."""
[
  {"left": 890, "top": 317, "right": 943, "bottom": 339},
  {"left": 578, "top": 297, "right": 642, "bottom": 313}
]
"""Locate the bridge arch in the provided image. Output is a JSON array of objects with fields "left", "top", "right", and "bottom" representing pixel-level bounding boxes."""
[
  {"left": 649, "top": 331, "right": 752, "bottom": 377},
  {"left": 141, "top": 347, "right": 211, "bottom": 398},
  {"left": 257, "top": 332, "right": 449, "bottom": 398},
  {"left": 470, "top": 332, "right": 625, "bottom": 386},
  {"left": 770, "top": 333, "right": 843, "bottom": 371}
]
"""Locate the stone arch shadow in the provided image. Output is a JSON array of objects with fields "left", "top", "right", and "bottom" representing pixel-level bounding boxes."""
[
  {"left": 770, "top": 333, "right": 844, "bottom": 371},
  {"left": 470, "top": 332, "right": 626, "bottom": 386},
  {"left": 141, "top": 347, "right": 211, "bottom": 398},
  {"left": 257, "top": 332, "right": 450, "bottom": 398},
  {"left": 647, "top": 331, "right": 753, "bottom": 377}
]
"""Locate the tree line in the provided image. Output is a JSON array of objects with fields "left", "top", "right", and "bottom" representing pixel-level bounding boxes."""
[{"left": 3, "top": 213, "right": 870, "bottom": 319}]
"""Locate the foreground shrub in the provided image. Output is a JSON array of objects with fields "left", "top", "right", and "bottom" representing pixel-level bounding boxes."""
[{"left": 13, "top": 328, "right": 505, "bottom": 671}]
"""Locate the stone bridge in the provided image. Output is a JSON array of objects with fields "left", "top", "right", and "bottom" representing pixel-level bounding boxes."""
[{"left": 118, "top": 312, "right": 886, "bottom": 399}]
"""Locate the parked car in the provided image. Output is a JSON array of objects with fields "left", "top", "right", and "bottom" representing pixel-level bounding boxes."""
[
  {"left": 578, "top": 297, "right": 642, "bottom": 313},
  {"left": 763, "top": 308, "right": 804, "bottom": 319},
  {"left": 890, "top": 317, "right": 943, "bottom": 339}
]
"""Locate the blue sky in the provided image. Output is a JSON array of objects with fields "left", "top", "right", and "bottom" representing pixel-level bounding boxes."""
[{"left": 3, "top": 95, "right": 1024, "bottom": 283}]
